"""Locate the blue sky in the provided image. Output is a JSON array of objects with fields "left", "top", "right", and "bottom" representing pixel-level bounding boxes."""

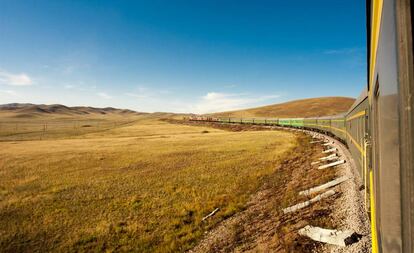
[{"left": 0, "top": 0, "right": 366, "bottom": 113}]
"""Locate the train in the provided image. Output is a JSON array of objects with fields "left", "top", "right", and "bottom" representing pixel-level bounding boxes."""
[{"left": 190, "top": 1, "right": 414, "bottom": 252}]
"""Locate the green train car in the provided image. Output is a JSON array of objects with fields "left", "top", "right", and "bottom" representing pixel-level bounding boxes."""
[
  {"left": 277, "top": 118, "right": 291, "bottom": 126},
  {"left": 290, "top": 118, "right": 304, "bottom": 127},
  {"left": 330, "top": 114, "right": 347, "bottom": 141},
  {"left": 264, "top": 118, "right": 279, "bottom": 125}
]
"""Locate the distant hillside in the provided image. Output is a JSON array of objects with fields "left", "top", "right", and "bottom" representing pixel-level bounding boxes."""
[
  {"left": 0, "top": 103, "right": 145, "bottom": 118},
  {"left": 211, "top": 97, "right": 355, "bottom": 118}
]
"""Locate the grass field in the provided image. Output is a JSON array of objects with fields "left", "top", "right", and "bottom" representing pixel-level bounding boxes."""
[
  {"left": 0, "top": 115, "right": 297, "bottom": 252},
  {"left": 0, "top": 112, "right": 145, "bottom": 141}
]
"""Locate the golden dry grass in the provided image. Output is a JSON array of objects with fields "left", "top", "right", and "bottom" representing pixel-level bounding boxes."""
[
  {"left": 0, "top": 111, "right": 153, "bottom": 141},
  {"left": 211, "top": 97, "right": 355, "bottom": 118},
  {"left": 0, "top": 116, "right": 297, "bottom": 252}
]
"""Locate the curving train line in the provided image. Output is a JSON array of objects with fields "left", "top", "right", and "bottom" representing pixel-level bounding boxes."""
[{"left": 190, "top": 1, "right": 414, "bottom": 252}]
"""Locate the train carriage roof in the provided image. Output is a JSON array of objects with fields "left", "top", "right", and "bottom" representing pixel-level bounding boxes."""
[{"left": 347, "top": 87, "right": 368, "bottom": 115}]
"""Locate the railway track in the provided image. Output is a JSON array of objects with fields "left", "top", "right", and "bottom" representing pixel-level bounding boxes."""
[
  {"left": 303, "top": 129, "right": 371, "bottom": 252},
  {"left": 258, "top": 126, "right": 372, "bottom": 252}
]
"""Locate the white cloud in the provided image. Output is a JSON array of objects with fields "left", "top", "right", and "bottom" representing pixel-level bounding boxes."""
[
  {"left": 323, "top": 48, "right": 359, "bottom": 55},
  {"left": 191, "top": 92, "right": 280, "bottom": 114},
  {"left": 0, "top": 70, "right": 33, "bottom": 86},
  {"left": 136, "top": 86, "right": 148, "bottom": 92},
  {"left": 125, "top": 86, "right": 170, "bottom": 99},
  {"left": 0, "top": 89, "right": 18, "bottom": 96},
  {"left": 62, "top": 63, "right": 90, "bottom": 74},
  {"left": 64, "top": 84, "right": 75, "bottom": 89},
  {"left": 158, "top": 89, "right": 171, "bottom": 94},
  {"left": 125, "top": 92, "right": 148, "bottom": 99},
  {"left": 97, "top": 92, "right": 112, "bottom": 99}
]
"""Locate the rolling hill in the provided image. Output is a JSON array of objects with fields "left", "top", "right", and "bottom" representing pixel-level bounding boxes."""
[
  {"left": 0, "top": 103, "right": 145, "bottom": 118},
  {"left": 211, "top": 97, "right": 355, "bottom": 118}
]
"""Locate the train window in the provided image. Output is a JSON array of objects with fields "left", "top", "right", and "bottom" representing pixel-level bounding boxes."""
[{"left": 356, "top": 120, "right": 359, "bottom": 143}]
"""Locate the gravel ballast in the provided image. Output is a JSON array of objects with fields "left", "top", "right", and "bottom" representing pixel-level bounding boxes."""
[{"left": 304, "top": 130, "right": 371, "bottom": 253}]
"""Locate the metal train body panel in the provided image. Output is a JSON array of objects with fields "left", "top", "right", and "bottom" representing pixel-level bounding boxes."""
[
  {"left": 264, "top": 118, "right": 279, "bottom": 125},
  {"left": 218, "top": 118, "right": 230, "bottom": 123},
  {"left": 303, "top": 118, "right": 317, "bottom": 129},
  {"left": 345, "top": 95, "right": 369, "bottom": 180},
  {"left": 369, "top": 4, "right": 403, "bottom": 250},
  {"left": 317, "top": 118, "right": 331, "bottom": 133},
  {"left": 290, "top": 118, "right": 304, "bottom": 127},
  {"left": 278, "top": 119, "right": 291, "bottom": 126},
  {"left": 241, "top": 118, "right": 255, "bottom": 124},
  {"left": 330, "top": 115, "right": 347, "bottom": 142},
  {"left": 367, "top": 0, "right": 413, "bottom": 252},
  {"left": 251, "top": 118, "right": 267, "bottom": 124}
]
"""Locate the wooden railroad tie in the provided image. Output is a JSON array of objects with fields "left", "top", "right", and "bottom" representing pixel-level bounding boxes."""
[
  {"left": 322, "top": 148, "right": 337, "bottom": 154},
  {"left": 318, "top": 160, "right": 346, "bottom": 170},
  {"left": 298, "top": 225, "right": 361, "bottom": 247},
  {"left": 319, "top": 154, "right": 337, "bottom": 161},
  {"left": 310, "top": 140, "right": 323, "bottom": 144},
  {"left": 299, "top": 176, "right": 349, "bottom": 196},
  {"left": 312, "top": 156, "right": 339, "bottom": 166},
  {"left": 283, "top": 190, "right": 336, "bottom": 214}
]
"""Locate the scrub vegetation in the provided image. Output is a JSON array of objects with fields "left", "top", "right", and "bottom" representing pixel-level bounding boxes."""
[{"left": 0, "top": 114, "right": 297, "bottom": 252}]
